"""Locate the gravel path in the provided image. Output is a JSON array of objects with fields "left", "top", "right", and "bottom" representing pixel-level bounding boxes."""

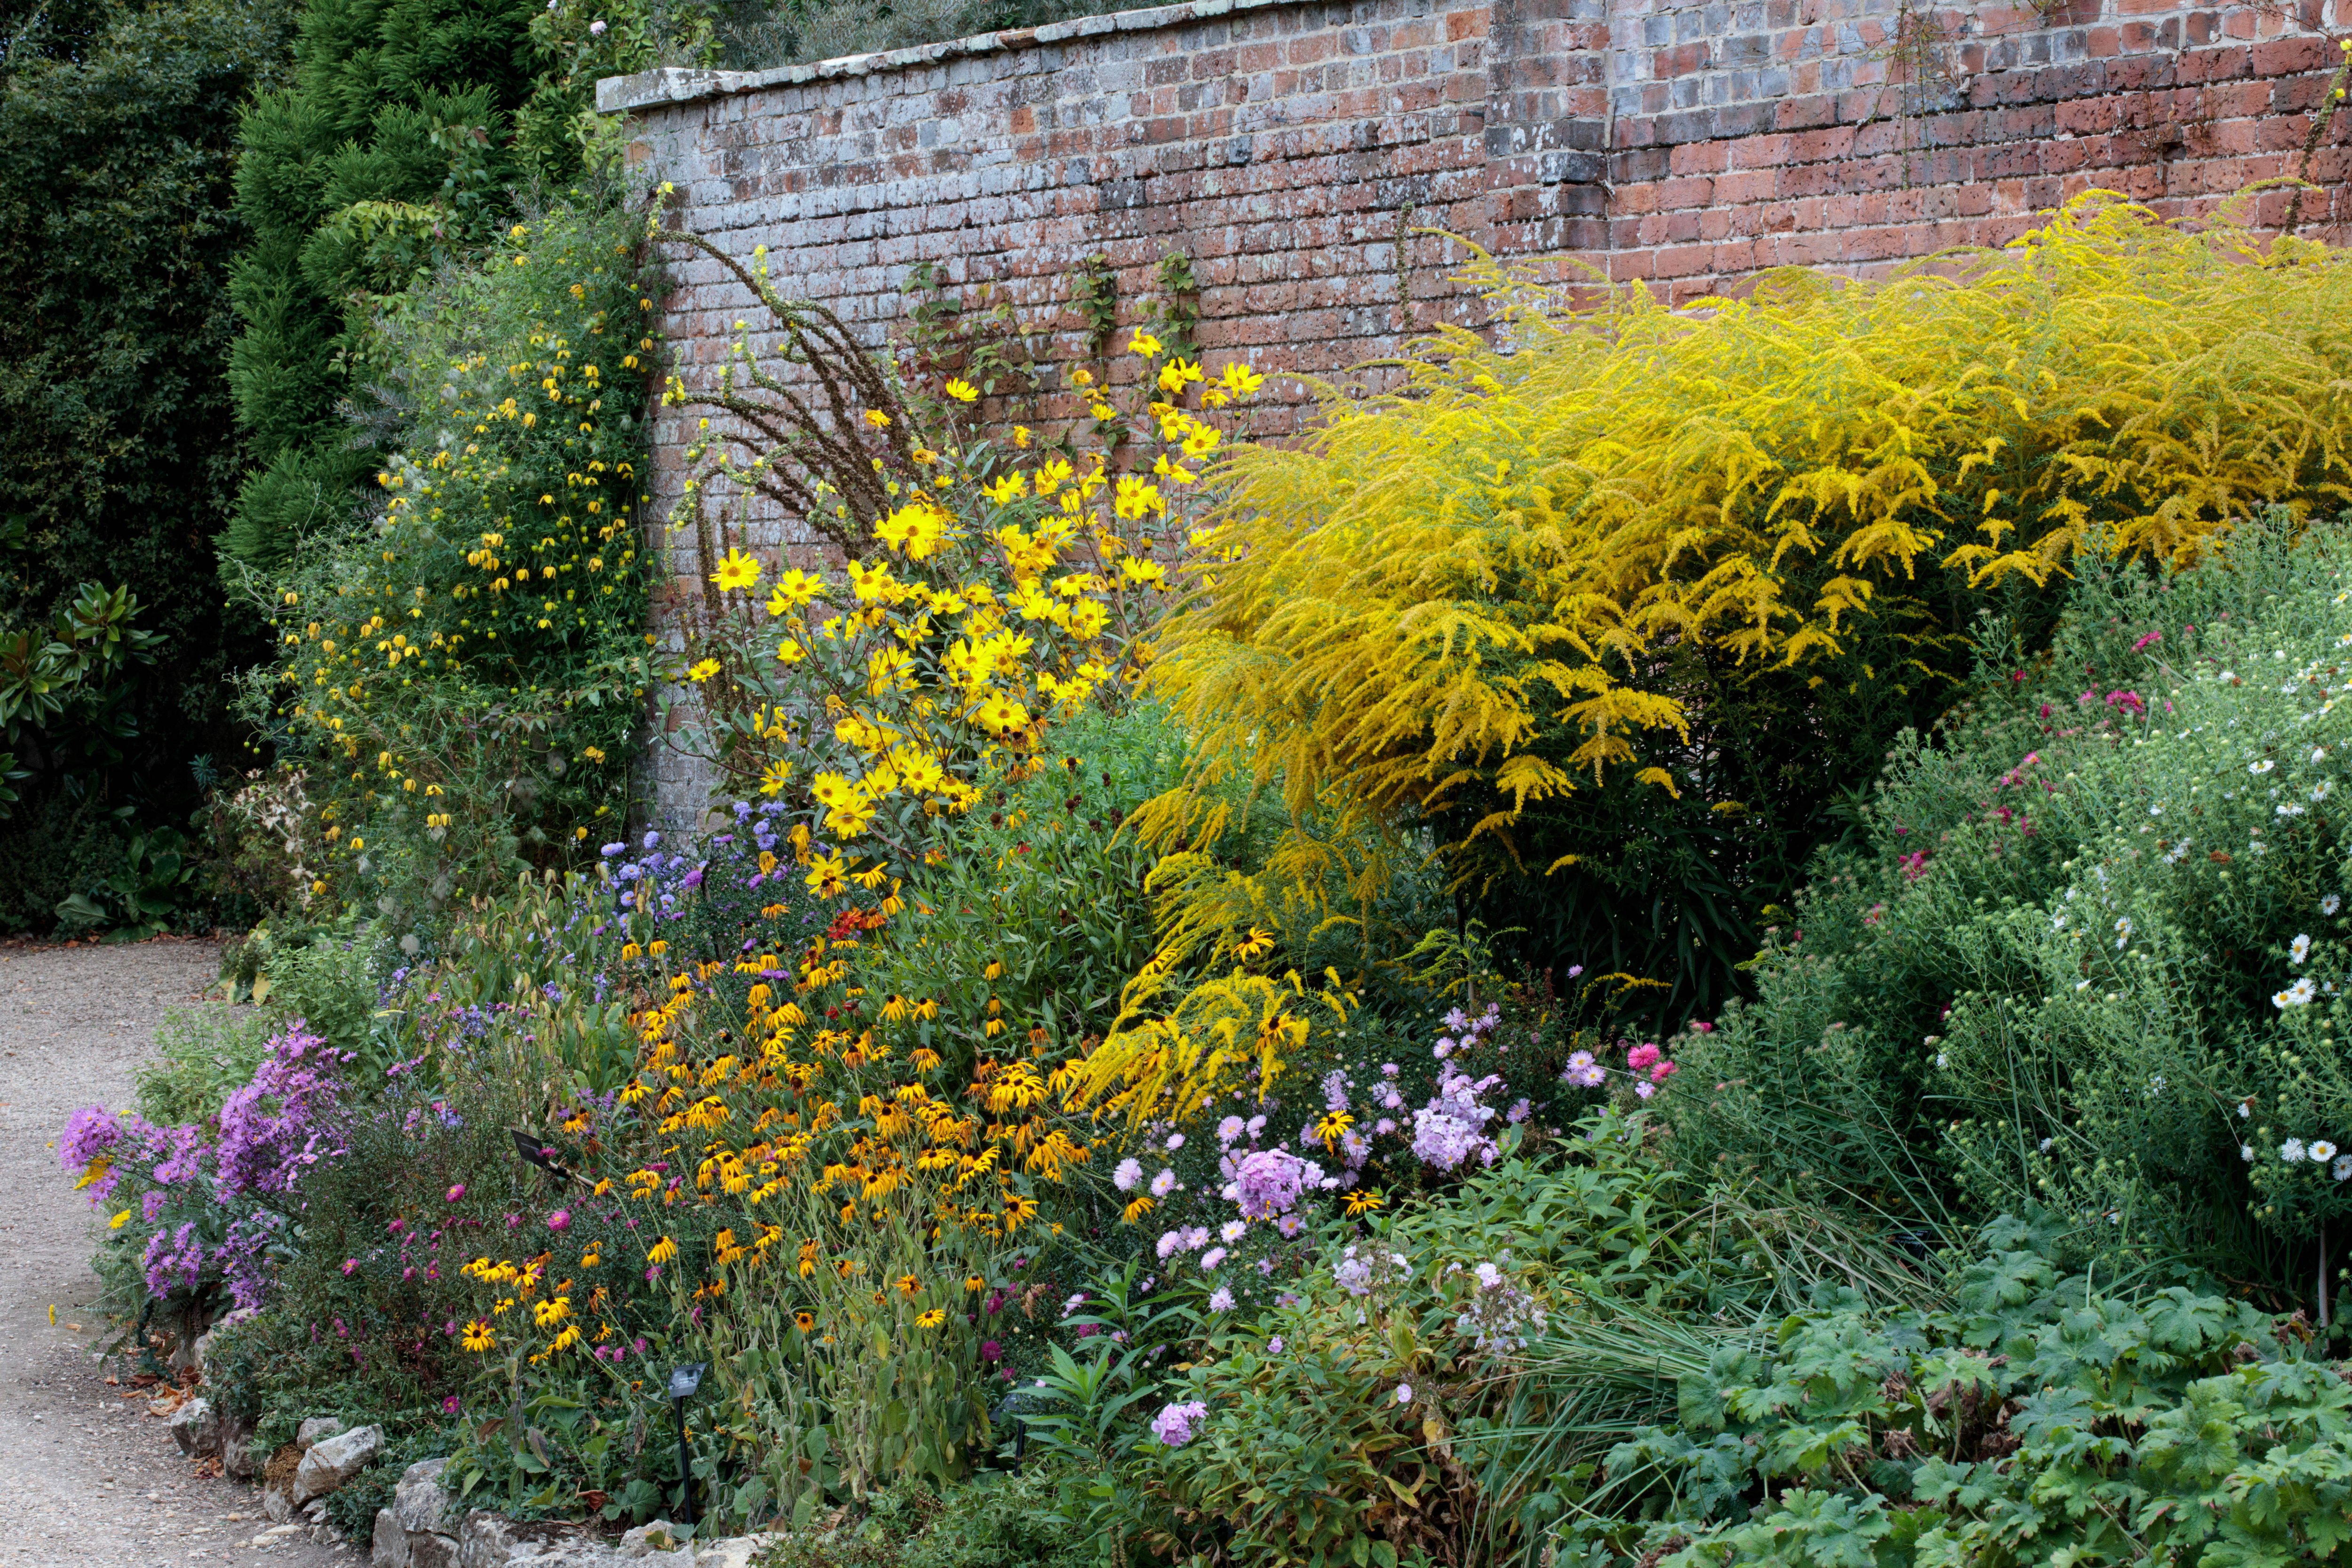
[{"left": 0, "top": 940, "right": 354, "bottom": 1568}]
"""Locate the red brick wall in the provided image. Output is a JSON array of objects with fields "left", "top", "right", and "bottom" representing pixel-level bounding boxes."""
[{"left": 604, "top": 0, "right": 2352, "bottom": 817}]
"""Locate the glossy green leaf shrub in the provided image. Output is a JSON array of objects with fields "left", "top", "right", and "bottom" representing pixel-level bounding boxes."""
[{"left": 0, "top": 0, "right": 294, "bottom": 923}]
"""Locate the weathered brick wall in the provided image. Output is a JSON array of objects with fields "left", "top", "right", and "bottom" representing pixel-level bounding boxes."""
[{"left": 604, "top": 0, "right": 2352, "bottom": 822}]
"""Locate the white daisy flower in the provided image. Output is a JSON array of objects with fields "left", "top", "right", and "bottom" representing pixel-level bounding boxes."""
[
  {"left": 2252, "top": 758, "right": 2277, "bottom": 775},
  {"left": 2312, "top": 1140, "right": 2339, "bottom": 1164},
  {"left": 2244, "top": 1144, "right": 2257, "bottom": 1162},
  {"left": 2336, "top": 1155, "right": 2352, "bottom": 1182},
  {"left": 2316, "top": 780, "right": 2334, "bottom": 802},
  {"left": 2293, "top": 933, "right": 2313, "bottom": 965},
  {"left": 2275, "top": 976, "right": 2318, "bottom": 1008},
  {"left": 2326, "top": 894, "right": 2342, "bottom": 915},
  {"left": 2283, "top": 1139, "right": 2309, "bottom": 1163}
]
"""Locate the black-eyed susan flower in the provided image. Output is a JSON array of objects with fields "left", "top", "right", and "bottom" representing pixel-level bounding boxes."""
[
  {"left": 648, "top": 1235, "right": 678, "bottom": 1265},
  {"left": 916, "top": 1308, "right": 946, "bottom": 1329}
]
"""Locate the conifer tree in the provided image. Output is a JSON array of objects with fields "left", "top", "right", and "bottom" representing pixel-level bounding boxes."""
[{"left": 218, "top": 0, "right": 540, "bottom": 581}]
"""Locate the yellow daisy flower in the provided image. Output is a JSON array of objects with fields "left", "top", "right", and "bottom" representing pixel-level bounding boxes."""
[{"left": 710, "top": 547, "right": 763, "bottom": 592}]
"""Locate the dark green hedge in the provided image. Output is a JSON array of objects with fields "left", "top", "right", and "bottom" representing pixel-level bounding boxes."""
[{"left": 0, "top": 0, "right": 298, "bottom": 926}]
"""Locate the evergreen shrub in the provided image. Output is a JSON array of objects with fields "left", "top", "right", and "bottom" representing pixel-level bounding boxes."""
[{"left": 0, "top": 0, "right": 296, "bottom": 922}]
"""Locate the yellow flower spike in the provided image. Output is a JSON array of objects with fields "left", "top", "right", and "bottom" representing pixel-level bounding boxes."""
[{"left": 945, "top": 378, "right": 979, "bottom": 403}]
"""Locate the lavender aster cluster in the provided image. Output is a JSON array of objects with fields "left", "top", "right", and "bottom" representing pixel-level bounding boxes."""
[
  {"left": 60, "top": 1021, "right": 354, "bottom": 1311},
  {"left": 1150, "top": 1400, "right": 1209, "bottom": 1447},
  {"left": 603, "top": 828, "right": 709, "bottom": 921},
  {"left": 59, "top": 1105, "right": 126, "bottom": 1199},
  {"left": 1232, "top": 1148, "right": 1322, "bottom": 1220},
  {"left": 1411, "top": 1063, "right": 1505, "bottom": 1171},
  {"left": 216, "top": 1022, "right": 351, "bottom": 1197}
]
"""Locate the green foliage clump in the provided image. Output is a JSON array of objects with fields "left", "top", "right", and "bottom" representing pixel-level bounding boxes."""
[
  {"left": 135, "top": 1005, "right": 278, "bottom": 1125},
  {"left": 1570, "top": 1217, "right": 2352, "bottom": 1568},
  {"left": 868, "top": 701, "right": 1186, "bottom": 1068},
  {"left": 755, "top": 1468, "right": 1090, "bottom": 1568},
  {"left": 1677, "top": 517, "right": 2352, "bottom": 1303},
  {"left": 1150, "top": 194, "right": 2352, "bottom": 1028}
]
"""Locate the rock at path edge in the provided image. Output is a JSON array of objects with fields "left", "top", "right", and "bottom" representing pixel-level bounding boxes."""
[
  {"left": 167, "top": 1395, "right": 219, "bottom": 1457},
  {"left": 296, "top": 1416, "right": 346, "bottom": 1452},
  {"left": 395, "top": 1458, "right": 456, "bottom": 1535},
  {"left": 294, "top": 1422, "right": 384, "bottom": 1504}
]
